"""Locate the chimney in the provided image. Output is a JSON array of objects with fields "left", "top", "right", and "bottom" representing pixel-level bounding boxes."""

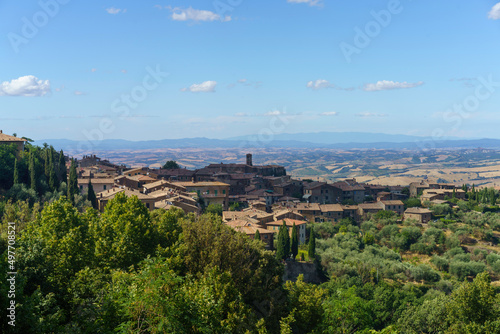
[{"left": 246, "top": 153, "right": 253, "bottom": 166}]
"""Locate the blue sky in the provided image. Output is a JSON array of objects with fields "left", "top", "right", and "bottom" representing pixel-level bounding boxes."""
[{"left": 1, "top": 0, "right": 499, "bottom": 142}]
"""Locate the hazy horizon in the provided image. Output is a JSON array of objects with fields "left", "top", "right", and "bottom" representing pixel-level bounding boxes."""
[{"left": 2, "top": 1, "right": 500, "bottom": 144}]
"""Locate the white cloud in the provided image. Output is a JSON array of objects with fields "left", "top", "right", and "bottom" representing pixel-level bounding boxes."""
[
  {"left": 287, "top": 0, "right": 323, "bottom": 7},
  {"left": 238, "top": 79, "right": 247, "bottom": 83},
  {"left": 264, "top": 110, "right": 286, "bottom": 116},
  {"left": 234, "top": 112, "right": 248, "bottom": 117},
  {"left": 169, "top": 7, "right": 230, "bottom": 22},
  {"left": 306, "top": 79, "right": 333, "bottom": 90},
  {"left": 488, "top": 3, "right": 500, "bottom": 19},
  {"left": 106, "top": 7, "right": 126, "bottom": 14},
  {"left": 181, "top": 81, "right": 217, "bottom": 93},
  {"left": 0, "top": 75, "right": 50, "bottom": 97},
  {"left": 91, "top": 68, "right": 97, "bottom": 72},
  {"left": 320, "top": 112, "right": 338, "bottom": 116},
  {"left": 356, "top": 112, "right": 387, "bottom": 118},
  {"left": 121, "top": 69, "right": 127, "bottom": 74},
  {"left": 363, "top": 80, "right": 424, "bottom": 92},
  {"left": 74, "top": 91, "right": 85, "bottom": 96}
]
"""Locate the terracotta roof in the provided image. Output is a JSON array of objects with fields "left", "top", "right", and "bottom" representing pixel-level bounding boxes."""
[
  {"left": 358, "top": 202, "right": 384, "bottom": 210},
  {"left": 173, "top": 181, "right": 230, "bottom": 187},
  {"left": 0, "top": 132, "right": 27, "bottom": 142},
  {"left": 405, "top": 207, "right": 432, "bottom": 214},
  {"left": 294, "top": 203, "right": 321, "bottom": 211},
  {"left": 303, "top": 181, "right": 326, "bottom": 190},
  {"left": 380, "top": 200, "right": 404, "bottom": 205},
  {"left": 225, "top": 220, "right": 274, "bottom": 235},
  {"left": 266, "top": 218, "right": 307, "bottom": 227},
  {"left": 320, "top": 204, "right": 344, "bottom": 212},
  {"left": 97, "top": 187, "right": 155, "bottom": 200},
  {"left": 78, "top": 178, "right": 114, "bottom": 184}
]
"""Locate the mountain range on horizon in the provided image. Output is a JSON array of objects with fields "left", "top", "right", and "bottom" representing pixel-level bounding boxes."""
[{"left": 33, "top": 131, "right": 500, "bottom": 153}]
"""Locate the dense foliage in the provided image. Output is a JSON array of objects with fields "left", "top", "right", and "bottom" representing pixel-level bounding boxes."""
[{"left": 2, "top": 144, "right": 500, "bottom": 332}]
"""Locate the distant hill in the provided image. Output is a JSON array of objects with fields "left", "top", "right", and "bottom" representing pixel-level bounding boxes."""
[
  {"left": 228, "top": 131, "right": 434, "bottom": 144},
  {"left": 34, "top": 133, "right": 500, "bottom": 152}
]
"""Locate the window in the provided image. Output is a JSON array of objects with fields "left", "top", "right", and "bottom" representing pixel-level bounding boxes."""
[
  {"left": 215, "top": 190, "right": 218, "bottom": 195},
  {"left": 80, "top": 185, "right": 83, "bottom": 190},
  {"left": 223, "top": 189, "right": 226, "bottom": 194},
  {"left": 207, "top": 190, "right": 210, "bottom": 194},
  {"left": 103, "top": 185, "right": 107, "bottom": 190},
  {"left": 146, "top": 203, "right": 150, "bottom": 209}
]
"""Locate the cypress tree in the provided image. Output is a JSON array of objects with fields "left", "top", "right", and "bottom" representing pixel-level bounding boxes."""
[
  {"left": 44, "top": 149, "right": 50, "bottom": 179},
  {"left": 275, "top": 224, "right": 285, "bottom": 261},
  {"left": 308, "top": 230, "right": 316, "bottom": 262},
  {"left": 87, "top": 178, "right": 97, "bottom": 209},
  {"left": 291, "top": 222, "right": 298, "bottom": 260},
  {"left": 254, "top": 229, "right": 261, "bottom": 241},
  {"left": 283, "top": 220, "right": 290, "bottom": 260},
  {"left": 29, "top": 152, "right": 36, "bottom": 192},
  {"left": 58, "top": 150, "right": 67, "bottom": 183},
  {"left": 48, "top": 150, "right": 58, "bottom": 191},
  {"left": 67, "top": 159, "right": 78, "bottom": 203},
  {"left": 13, "top": 158, "right": 19, "bottom": 185}
]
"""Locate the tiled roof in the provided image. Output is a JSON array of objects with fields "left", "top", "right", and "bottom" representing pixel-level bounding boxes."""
[
  {"left": 320, "top": 204, "right": 344, "bottom": 212},
  {"left": 266, "top": 218, "right": 307, "bottom": 227},
  {"left": 380, "top": 200, "right": 404, "bottom": 205},
  {"left": 405, "top": 207, "right": 432, "bottom": 214},
  {"left": 78, "top": 178, "right": 114, "bottom": 184},
  {"left": 173, "top": 181, "right": 230, "bottom": 187},
  {"left": 97, "top": 187, "right": 155, "bottom": 200},
  {"left": 0, "top": 132, "right": 27, "bottom": 142}
]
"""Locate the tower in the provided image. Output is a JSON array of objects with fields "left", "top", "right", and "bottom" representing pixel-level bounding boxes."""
[{"left": 246, "top": 153, "right": 253, "bottom": 166}]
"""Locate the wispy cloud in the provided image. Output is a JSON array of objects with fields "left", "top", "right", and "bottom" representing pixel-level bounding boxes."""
[
  {"left": 162, "top": 6, "right": 231, "bottom": 22},
  {"left": 74, "top": 90, "right": 86, "bottom": 96},
  {"left": 287, "top": 0, "right": 323, "bottom": 7},
  {"left": 264, "top": 110, "right": 286, "bottom": 116},
  {"left": 306, "top": 79, "right": 333, "bottom": 90},
  {"left": 363, "top": 80, "right": 424, "bottom": 92},
  {"left": 181, "top": 81, "right": 217, "bottom": 93},
  {"left": 320, "top": 112, "right": 338, "bottom": 116},
  {"left": 106, "top": 7, "right": 126, "bottom": 15},
  {"left": 0, "top": 75, "right": 51, "bottom": 97},
  {"left": 227, "top": 78, "right": 262, "bottom": 89},
  {"left": 306, "top": 79, "right": 353, "bottom": 91},
  {"left": 488, "top": 2, "right": 500, "bottom": 20},
  {"left": 234, "top": 112, "right": 249, "bottom": 117},
  {"left": 355, "top": 112, "right": 387, "bottom": 118}
]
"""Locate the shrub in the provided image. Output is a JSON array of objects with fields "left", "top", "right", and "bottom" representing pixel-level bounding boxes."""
[{"left": 431, "top": 256, "right": 450, "bottom": 271}]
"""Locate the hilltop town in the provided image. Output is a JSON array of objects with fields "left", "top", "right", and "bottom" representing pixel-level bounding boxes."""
[{"left": 76, "top": 152, "right": 481, "bottom": 249}]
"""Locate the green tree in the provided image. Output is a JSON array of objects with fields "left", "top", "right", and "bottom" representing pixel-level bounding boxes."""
[
  {"left": 163, "top": 160, "right": 180, "bottom": 169},
  {"left": 0, "top": 143, "right": 16, "bottom": 189},
  {"left": 58, "top": 150, "right": 67, "bottom": 183},
  {"left": 13, "top": 158, "right": 19, "bottom": 185},
  {"left": 87, "top": 179, "right": 97, "bottom": 209},
  {"left": 67, "top": 159, "right": 78, "bottom": 203},
  {"left": 205, "top": 203, "right": 223, "bottom": 216},
  {"left": 308, "top": 230, "right": 316, "bottom": 261},
  {"left": 275, "top": 222, "right": 287, "bottom": 261},
  {"left": 322, "top": 287, "right": 372, "bottom": 333},
  {"left": 285, "top": 275, "right": 326, "bottom": 333},
  {"left": 291, "top": 223, "right": 298, "bottom": 260},
  {"left": 447, "top": 272, "right": 499, "bottom": 329},
  {"left": 254, "top": 228, "right": 261, "bottom": 241},
  {"left": 92, "top": 192, "right": 155, "bottom": 270},
  {"left": 29, "top": 151, "right": 37, "bottom": 192}
]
